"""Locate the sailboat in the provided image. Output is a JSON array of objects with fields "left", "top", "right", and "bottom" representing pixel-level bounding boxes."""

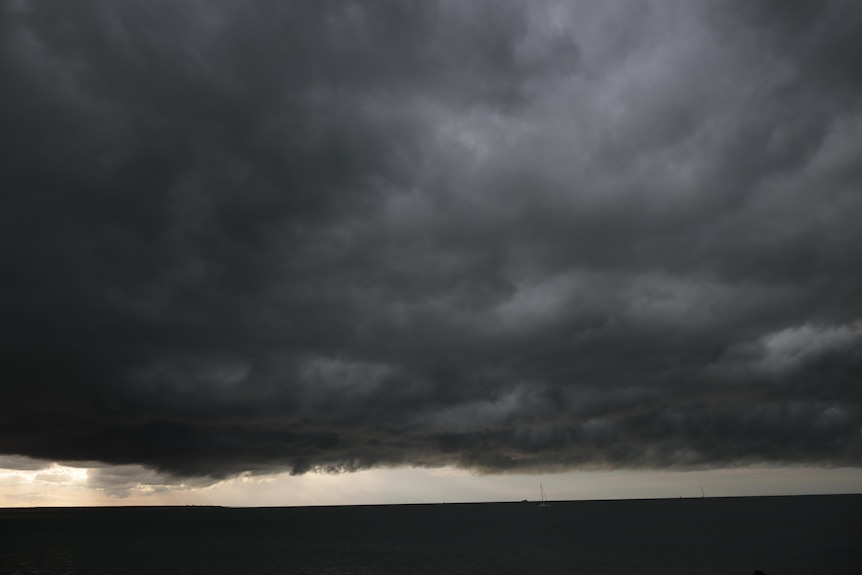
[{"left": 536, "top": 483, "right": 551, "bottom": 508}]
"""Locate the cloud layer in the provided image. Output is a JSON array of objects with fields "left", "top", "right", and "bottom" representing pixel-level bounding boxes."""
[{"left": 2, "top": 0, "right": 861, "bottom": 486}]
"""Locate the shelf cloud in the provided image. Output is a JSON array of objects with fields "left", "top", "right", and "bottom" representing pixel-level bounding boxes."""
[{"left": 2, "top": 0, "right": 861, "bottom": 488}]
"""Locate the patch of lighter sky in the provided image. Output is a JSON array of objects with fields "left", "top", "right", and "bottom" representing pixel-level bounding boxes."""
[
  {"left": 0, "top": 463, "right": 99, "bottom": 507},
  {"left": 2, "top": 463, "right": 862, "bottom": 508}
]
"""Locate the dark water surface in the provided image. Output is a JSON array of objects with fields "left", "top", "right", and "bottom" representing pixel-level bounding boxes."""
[{"left": 1, "top": 495, "right": 860, "bottom": 574}]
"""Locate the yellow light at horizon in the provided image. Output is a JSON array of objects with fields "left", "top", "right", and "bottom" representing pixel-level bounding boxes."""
[
  {"left": 2, "top": 460, "right": 862, "bottom": 509},
  {"left": 0, "top": 463, "right": 89, "bottom": 484}
]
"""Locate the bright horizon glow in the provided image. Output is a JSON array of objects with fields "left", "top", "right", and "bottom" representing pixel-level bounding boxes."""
[{"left": 1, "top": 459, "right": 861, "bottom": 508}]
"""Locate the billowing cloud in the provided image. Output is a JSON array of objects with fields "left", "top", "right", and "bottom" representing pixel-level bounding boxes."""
[
  {"left": 717, "top": 321, "right": 862, "bottom": 376},
  {"left": 1, "top": 0, "right": 861, "bottom": 487}
]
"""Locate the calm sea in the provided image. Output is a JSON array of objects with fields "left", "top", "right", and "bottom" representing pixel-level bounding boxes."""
[{"left": 1, "top": 495, "right": 860, "bottom": 574}]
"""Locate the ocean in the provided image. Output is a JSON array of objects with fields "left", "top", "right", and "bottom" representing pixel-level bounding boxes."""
[{"left": 1, "top": 495, "right": 860, "bottom": 574}]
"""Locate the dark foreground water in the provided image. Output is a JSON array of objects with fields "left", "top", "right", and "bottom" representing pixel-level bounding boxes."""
[{"left": 1, "top": 495, "right": 860, "bottom": 574}]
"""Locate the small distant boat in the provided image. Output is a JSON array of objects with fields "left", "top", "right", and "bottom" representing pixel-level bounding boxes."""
[{"left": 537, "top": 483, "right": 551, "bottom": 508}]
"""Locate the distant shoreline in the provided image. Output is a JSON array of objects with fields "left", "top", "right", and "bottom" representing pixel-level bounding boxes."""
[{"left": 3, "top": 492, "right": 861, "bottom": 511}]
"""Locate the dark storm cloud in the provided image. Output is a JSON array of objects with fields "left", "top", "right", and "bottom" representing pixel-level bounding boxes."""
[{"left": 1, "top": 0, "right": 861, "bottom": 485}]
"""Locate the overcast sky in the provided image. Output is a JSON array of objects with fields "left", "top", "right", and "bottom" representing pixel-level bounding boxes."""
[{"left": 1, "top": 0, "right": 861, "bottom": 504}]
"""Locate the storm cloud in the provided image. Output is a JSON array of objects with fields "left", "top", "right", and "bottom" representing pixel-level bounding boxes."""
[{"left": 2, "top": 0, "right": 861, "bottom": 485}]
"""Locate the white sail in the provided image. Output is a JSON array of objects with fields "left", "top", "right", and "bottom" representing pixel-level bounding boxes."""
[{"left": 537, "top": 483, "right": 550, "bottom": 507}]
